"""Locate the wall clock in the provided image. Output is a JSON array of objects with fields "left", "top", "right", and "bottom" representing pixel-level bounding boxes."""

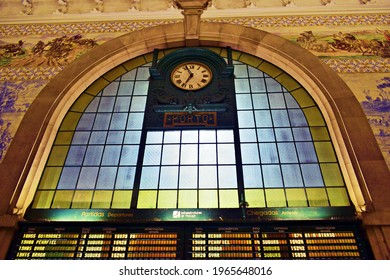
[{"left": 170, "top": 61, "right": 212, "bottom": 91}]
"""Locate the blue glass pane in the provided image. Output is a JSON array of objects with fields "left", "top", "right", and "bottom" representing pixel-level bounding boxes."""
[
  {"left": 106, "top": 131, "right": 124, "bottom": 144},
  {"left": 159, "top": 166, "right": 179, "bottom": 189},
  {"left": 234, "top": 65, "right": 248, "bottom": 78},
  {"left": 217, "top": 144, "right": 236, "bottom": 164},
  {"left": 284, "top": 93, "right": 300, "bottom": 108},
  {"left": 98, "top": 97, "right": 115, "bottom": 112},
  {"left": 77, "top": 167, "right": 99, "bottom": 189},
  {"left": 259, "top": 143, "right": 279, "bottom": 164},
  {"left": 89, "top": 131, "right": 107, "bottom": 144},
  {"left": 239, "top": 129, "right": 257, "bottom": 142},
  {"left": 101, "top": 145, "right": 121, "bottom": 165},
  {"left": 164, "top": 131, "right": 181, "bottom": 143},
  {"left": 199, "top": 130, "right": 216, "bottom": 143},
  {"left": 130, "top": 96, "right": 147, "bottom": 112},
  {"left": 235, "top": 79, "right": 250, "bottom": 93},
  {"left": 72, "top": 131, "right": 90, "bottom": 144},
  {"left": 143, "top": 145, "right": 162, "bottom": 165},
  {"left": 257, "top": 128, "right": 275, "bottom": 142},
  {"left": 162, "top": 145, "right": 180, "bottom": 165},
  {"left": 238, "top": 111, "right": 255, "bottom": 128},
  {"left": 119, "top": 145, "right": 139, "bottom": 165},
  {"left": 84, "top": 146, "right": 104, "bottom": 165},
  {"left": 110, "top": 113, "right": 128, "bottom": 130},
  {"left": 96, "top": 167, "right": 117, "bottom": 189},
  {"left": 65, "top": 146, "right": 86, "bottom": 166},
  {"left": 271, "top": 110, "right": 290, "bottom": 127},
  {"left": 121, "top": 70, "right": 136, "bottom": 81},
  {"left": 269, "top": 93, "right": 286, "bottom": 109},
  {"left": 133, "top": 81, "right": 149, "bottom": 95},
  {"left": 281, "top": 164, "right": 304, "bottom": 187},
  {"left": 243, "top": 165, "right": 263, "bottom": 188},
  {"left": 93, "top": 113, "right": 111, "bottom": 130},
  {"left": 146, "top": 131, "right": 163, "bottom": 144},
  {"left": 265, "top": 78, "right": 282, "bottom": 92},
  {"left": 139, "top": 167, "right": 160, "bottom": 189},
  {"left": 293, "top": 127, "right": 312, "bottom": 141},
  {"left": 179, "top": 166, "right": 197, "bottom": 189},
  {"left": 115, "top": 167, "right": 136, "bottom": 189},
  {"left": 58, "top": 167, "right": 81, "bottom": 189},
  {"left": 241, "top": 143, "right": 260, "bottom": 164},
  {"left": 262, "top": 165, "right": 283, "bottom": 188},
  {"left": 199, "top": 144, "right": 217, "bottom": 164},
  {"left": 136, "top": 67, "right": 150, "bottom": 80},
  {"left": 124, "top": 131, "right": 142, "bottom": 144},
  {"left": 117, "top": 81, "right": 134, "bottom": 95},
  {"left": 182, "top": 130, "right": 198, "bottom": 143},
  {"left": 301, "top": 164, "right": 324, "bottom": 187},
  {"left": 218, "top": 166, "right": 237, "bottom": 188},
  {"left": 217, "top": 130, "right": 234, "bottom": 142},
  {"left": 236, "top": 94, "right": 253, "bottom": 110},
  {"left": 76, "top": 114, "right": 95, "bottom": 130},
  {"left": 252, "top": 94, "right": 269, "bottom": 109},
  {"left": 126, "top": 113, "right": 144, "bottom": 129},
  {"left": 250, "top": 78, "right": 266, "bottom": 93},
  {"left": 114, "top": 97, "right": 131, "bottom": 112},
  {"left": 85, "top": 98, "right": 100, "bottom": 112},
  {"left": 199, "top": 166, "right": 218, "bottom": 189},
  {"left": 102, "top": 82, "right": 119, "bottom": 96},
  {"left": 288, "top": 109, "right": 308, "bottom": 127},
  {"left": 255, "top": 110, "right": 272, "bottom": 127},
  {"left": 180, "top": 144, "right": 198, "bottom": 165},
  {"left": 248, "top": 66, "right": 263, "bottom": 78},
  {"left": 278, "top": 143, "right": 298, "bottom": 163},
  {"left": 275, "top": 128, "right": 293, "bottom": 141},
  {"left": 296, "top": 142, "right": 317, "bottom": 163}
]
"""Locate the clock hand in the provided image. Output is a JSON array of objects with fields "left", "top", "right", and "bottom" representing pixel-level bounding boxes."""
[{"left": 184, "top": 72, "right": 193, "bottom": 84}]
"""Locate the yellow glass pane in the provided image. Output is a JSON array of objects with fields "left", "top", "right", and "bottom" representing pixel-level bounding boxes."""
[
  {"left": 46, "top": 146, "right": 69, "bottom": 166},
  {"left": 239, "top": 53, "right": 264, "bottom": 68},
  {"left": 51, "top": 190, "right": 74, "bottom": 208},
  {"left": 275, "top": 73, "right": 301, "bottom": 92},
  {"left": 84, "top": 78, "right": 110, "bottom": 96},
  {"left": 258, "top": 61, "right": 283, "bottom": 78},
  {"left": 245, "top": 189, "right": 266, "bottom": 208},
  {"left": 310, "top": 127, "right": 330, "bottom": 141},
  {"left": 91, "top": 190, "right": 113, "bottom": 208},
  {"left": 285, "top": 189, "right": 308, "bottom": 207},
  {"left": 199, "top": 190, "right": 218, "bottom": 208},
  {"left": 59, "top": 112, "right": 82, "bottom": 131},
  {"left": 103, "top": 65, "right": 127, "bottom": 82},
  {"left": 32, "top": 191, "right": 55, "bottom": 209},
  {"left": 38, "top": 167, "right": 62, "bottom": 189},
  {"left": 71, "top": 94, "right": 94, "bottom": 112},
  {"left": 315, "top": 142, "right": 337, "bottom": 162},
  {"left": 71, "top": 190, "right": 93, "bottom": 209},
  {"left": 306, "top": 188, "right": 329, "bottom": 206},
  {"left": 158, "top": 190, "right": 177, "bottom": 208},
  {"left": 303, "top": 107, "right": 325, "bottom": 126},
  {"left": 231, "top": 50, "right": 242, "bottom": 61},
  {"left": 321, "top": 163, "right": 344, "bottom": 186},
  {"left": 290, "top": 88, "right": 315, "bottom": 108},
  {"left": 54, "top": 132, "right": 74, "bottom": 145},
  {"left": 123, "top": 56, "right": 147, "bottom": 71},
  {"left": 219, "top": 190, "right": 239, "bottom": 208},
  {"left": 111, "top": 190, "right": 132, "bottom": 209},
  {"left": 265, "top": 189, "right": 286, "bottom": 207},
  {"left": 137, "top": 191, "right": 157, "bottom": 209},
  {"left": 178, "top": 190, "right": 197, "bottom": 208},
  {"left": 327, "top": 188, "right": 350, "bottom": 206},
  {"left": 204, "top": 47, "right": 222, "bottom": 56}
]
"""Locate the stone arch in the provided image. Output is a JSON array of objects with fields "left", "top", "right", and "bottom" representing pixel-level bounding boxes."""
[{"left": 1, "top": 22, "right": 387, "bottom": 222}]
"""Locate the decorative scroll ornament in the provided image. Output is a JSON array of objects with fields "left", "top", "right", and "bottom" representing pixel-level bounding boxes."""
[
  {"left": 91, "top": 0, "right": 104, "bottom": 13},
  {"left": 20, "top": 0, "right": 33, "bottom": 15},
  {"left": 54, "top": 0, "right": 69, "bottom": 15}
]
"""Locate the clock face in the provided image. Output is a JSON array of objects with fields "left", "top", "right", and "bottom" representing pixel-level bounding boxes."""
[{"left": 171, "top": 62, "right": 212, "bottom": 91}]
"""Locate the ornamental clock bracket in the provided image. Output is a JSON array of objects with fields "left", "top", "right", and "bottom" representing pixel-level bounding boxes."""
[{"left": 174, "top": 0, "right": 211, "bottom": 46}]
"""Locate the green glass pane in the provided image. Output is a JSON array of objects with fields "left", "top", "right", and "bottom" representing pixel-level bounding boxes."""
[
  {"left": 327, "top": 187, "right": 350, "bottom": 206},
  {"left": 303, "top": 107, "right": 325, "bottom": 126},
  {"left": 38, "top": 167, "right": 62, "bottom": 189},
  {"left": 111, "top": 190, "right": 132, "bottom": 209},
  {"left": 32, "top": 191, "right": 55, "bottom": 209},
  {"left": 91, "top": 190, "right": 113, "bottom": 208},
  {"left": 306, "top": 188, "right": 329, "bottom": 206},
  {"left": 178, "top": 190, "right": 197, "bottom": 208},
  {"left": 59, "top": 112, "right": 82, "bottom": 131},
  {"left": 315, "top": 142, "right": 337, "bottom": 162},
  {"left": 275, "top": 73, "right": 301, "bottom": 92},
  {"left": 71, "top": 94, "right": 95, "bottom": 112},
  {"left": 258, "top": 61, "right": 283, "bottom": 78},
  {"left": 245, "top": 189, "right": 266, "bottom": 208},
  {"left": 103, "top": 65, "right": 127, "bottom": 82},
  {"left": 46, "top": 146, "right": 69, "bottom": 166},
  {"left": 158, "top": 190, "right": 177, "bottom": 208},
  {"left": 239, "top": 53, "right": 263, "bottom": 68},
  {"left": 310, "top": 127, "right": 330, "bottom": 141},
  {"left": 290, "top": 88, "right": 315, "bottom": 108},
  {"left": 320, "top": 163, "right": 344, "bottom": 186},
  {"left": 285, "top": 189, "right": 308, "bottom": 207},
  {"left": 51, "top": 190, "right": 74, "bottom": 208},
  {"left": 123, "top": 56, "right": 147, "bottom": 71},
  {"left": 199, "top": 190, "right": 218, "bottom": 208},
  {"left": 137, "top": 191, "right": 157, "bottom": 209},
  {"left": 84, "top": 78, "right": 110, "bottom": 96},
  {"left": 54, "top": 131, "right": 74, "bottom": 145},
  {"left": 71, "top": 190, "right": 93, "bottom": 209},
  {"left": 219, "top": 190, "right": 239, "bottom": 208},
  {"left": 265, "top": 189, "right": 287, "bottom": 207}
]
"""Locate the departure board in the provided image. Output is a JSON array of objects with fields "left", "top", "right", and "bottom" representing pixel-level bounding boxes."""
[{"left": 8, "top": 222, "right": 372, "bottom": 260}]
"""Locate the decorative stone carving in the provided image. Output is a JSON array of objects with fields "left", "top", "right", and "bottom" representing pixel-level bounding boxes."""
[
  {"left": 283, "top": 0, "right": 296, "bottom": 7},
  {"left": 129, "top": 0, "right": 141, "bottom": 11},
  {"left": 20, "top": 0, "right": 33, "bottom": 15},
  {"left": 91, "top": 0, "right": 104, "bottom": 13},
  {"left": 54, "top": 0, "right": 69, "bottom": 15},
  {"left": 360, "top": 0, "right": 372, "bottom": 4},
  {"left": 321, "top": 0, "right": 335, "bottom": 5}
]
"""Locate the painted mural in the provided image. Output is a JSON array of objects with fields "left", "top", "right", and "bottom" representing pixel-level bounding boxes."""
[{"left": 0, "top": 14, "right": 389, "bottom": 170}]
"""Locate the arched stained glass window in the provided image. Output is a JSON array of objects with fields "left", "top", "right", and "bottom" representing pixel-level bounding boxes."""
[{"left": 30, "top": 48, "right": 350, "bottom": 212}]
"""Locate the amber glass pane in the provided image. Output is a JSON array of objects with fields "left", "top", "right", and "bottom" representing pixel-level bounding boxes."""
[
  {"left": 265, "top": 189, "right": 286, "bottom": 207},
  {"left": 46, "top": 146, "right": 69, "bottom": 166},
  {"left": 219, "top": 190, "right": 239, "bottom": 208},
  {"left": 158, "top": 190, "right": 178, "bottom": 208},
  {"left": 54, "top": 132, "right": 74, "bottom": 145},
  {"left": 306, "top": 188, "right": 329, "bottom": 206},
  {"left": 321, "top": 163, "right": 344, "bottom": 186},
  {"left": 91, "top": 191, "right": 113, "bottom": 208},
  {"left": 111, "top": 190, "right": 132, "bottom": 209},
  {"left": 310, "top": 127, "right": 330, "bottom": 141},
  {"left": 315, "top": 142, "right": 337, "bottom": 162},
  {"left": 303, "top": 107, "right": 325, "bottom": 126},
  {"left": 103, "top": 65, "right": 127, "bottom": 82},
  {"left": 38, "top": 167, "right": 62, "bottom": 190},
  {"left": 71, "top": 191, "right": 93, "bottom": 208},
  {"left": 51, "top": 190, "right": 74, "bottom": 208},
  {"left": 178, "top": 190, "right": 197, "bottom": 208},
  {"left": 32, "top": 191, "right": 55, "bottom": 209},
  {"left": 285, "top": 189, "right": 308, "bottom": 207},
  {"left": 84, "top": 78, "right": 110, "bottom": 96},
  {"left": 199, "top": 190, "right": 218, "bottom": 208},
  {"left": 327, "top": 188, "right": 350, "bottom": 206},
  {"left": 71, "top": 94, "right": 95, "bottom": 112},
  {"left": 245, "top": 189, "right": 266, "bottom": 208},
  {"left": 137, "top": 191, "right": 157, "bottom": 209}
]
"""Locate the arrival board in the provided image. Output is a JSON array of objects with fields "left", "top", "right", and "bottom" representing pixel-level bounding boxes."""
[{"left": 8, "top": 222, "right": 371, "bottom": 260}]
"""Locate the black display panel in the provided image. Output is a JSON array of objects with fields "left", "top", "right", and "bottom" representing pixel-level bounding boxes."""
[{"left": 8, "top": 222, "right": 372, "bottom": 260}]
